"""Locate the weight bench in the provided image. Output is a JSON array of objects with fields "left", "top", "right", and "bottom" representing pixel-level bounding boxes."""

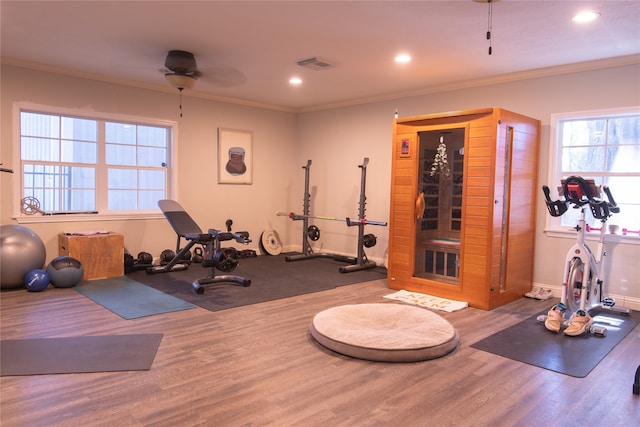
[{"left": 147, "top": 199, "right": 251, "bottom": 294}]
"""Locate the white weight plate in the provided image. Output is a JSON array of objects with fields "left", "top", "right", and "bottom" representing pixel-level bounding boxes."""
[{"left": 260, "top": 229, "right": 283, "bottom": 256}]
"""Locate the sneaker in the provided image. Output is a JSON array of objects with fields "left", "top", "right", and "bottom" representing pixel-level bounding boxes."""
[
  {"left": 564, "top": 310, "right": 593, "bottom": 336},
  {"left": 544, "top": 305, "right": 565, "bottom": 333},
  {"left": 525, "top": 286, "right": 542, "bottom": 299},
  {"left": 534, "top": 289, "right": 553, "bottom": 301}
]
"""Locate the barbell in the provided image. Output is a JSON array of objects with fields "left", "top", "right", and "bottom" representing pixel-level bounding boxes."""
[{"left": 276, "top": 211, "right": 387, "bottom": 226}]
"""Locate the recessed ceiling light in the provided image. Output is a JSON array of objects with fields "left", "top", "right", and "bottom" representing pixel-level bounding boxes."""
[
  {"left": 572, "top": 11, "right": 600, "bottom": 23},
  {"left": 289, "top": 77, "right": 302, "bottom": 85},
  {"left": 395, "top": 54, "right": 411, "bottom": 63}
]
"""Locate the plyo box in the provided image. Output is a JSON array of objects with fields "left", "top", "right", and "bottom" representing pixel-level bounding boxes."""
[{"left": 58, "top": 232, "right": 124, "bottom": 280}]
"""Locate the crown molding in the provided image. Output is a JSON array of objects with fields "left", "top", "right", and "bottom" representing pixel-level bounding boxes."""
[
  {"left": 3, "top": 54, "right": 639, "bottom": 114},
  {"left": 297, "top": 54, "right": 640, "bottom": 113}
]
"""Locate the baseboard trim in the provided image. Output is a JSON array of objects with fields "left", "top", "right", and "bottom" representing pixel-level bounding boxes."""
[{"left": 533, "top": 282, "right": 640, "bottom": 312}]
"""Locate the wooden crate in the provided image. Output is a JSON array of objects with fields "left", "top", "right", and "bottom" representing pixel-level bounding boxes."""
[{"left": 58, "top": 232, "right": 124, "bottom": 280}]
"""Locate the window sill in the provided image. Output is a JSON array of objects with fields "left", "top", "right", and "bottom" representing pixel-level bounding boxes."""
[
  {"left": 15, "top": 212, "right": 165, "bottom": 224},
  {"left": 543, "top": 228, "right": 639, "bottom": 245}
]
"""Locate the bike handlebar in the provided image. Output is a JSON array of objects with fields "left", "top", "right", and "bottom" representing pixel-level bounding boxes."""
[
  {"left": 542, "top": 184, "right": 568, "bottom": 217},
  {"left": 542, "top": 176, "right": 619, "bottom": 219},
  {"left": 602, "top": 186, "right": 620, "bottom": 214}
]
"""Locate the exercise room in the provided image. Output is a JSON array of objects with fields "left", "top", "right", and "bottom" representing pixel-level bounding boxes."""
[{"left": 1, "top": 1, "right": 639, "bottom": 425}]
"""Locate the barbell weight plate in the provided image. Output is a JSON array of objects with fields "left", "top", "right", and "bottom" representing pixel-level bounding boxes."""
[
  {"left": 214, "top": 247, "right": 239, "bottom": 272},
  {"left": 363, "top": 233, "right": 377, "bottom": 248},
  {"left": 260, "top": 229, "right": 283, "bottom": 256},
  {"left": 307, "top": 225, "right": 321, "bottom": 241}
]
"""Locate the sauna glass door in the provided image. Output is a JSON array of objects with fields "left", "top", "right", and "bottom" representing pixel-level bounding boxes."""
[{"left": 414, "top": 128, "right": 465, "bottom": 283}]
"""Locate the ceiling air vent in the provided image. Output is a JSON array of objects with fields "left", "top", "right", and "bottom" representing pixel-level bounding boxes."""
[{"left": 296, "top": 57, "right": 334, "bottom": 71}]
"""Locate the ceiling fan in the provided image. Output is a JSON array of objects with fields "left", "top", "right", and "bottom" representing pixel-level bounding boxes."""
[
  {"left": 160, "top": 49, "right": 247, "bottom": 116},
  {"left": 163, "top": 50, "right": 201, "bottom": 90}
]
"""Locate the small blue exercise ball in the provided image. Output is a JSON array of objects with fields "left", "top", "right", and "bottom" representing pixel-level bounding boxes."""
[
  {"left": 0, "top": 224, "right": 47, "bottom": 289},
  {"left": 46, "top": 256, "right": 84, "bottom": 288},
  {"left": 24, "top": 269, "right": 50, "bottom": 292}
]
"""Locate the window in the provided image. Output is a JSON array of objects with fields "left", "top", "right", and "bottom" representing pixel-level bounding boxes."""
[
  {"left": 548, "top": 107, "right": 640, "bottom": 237},
  {"left": 18, "top": 107, "right": 175, "bottom": 218}
]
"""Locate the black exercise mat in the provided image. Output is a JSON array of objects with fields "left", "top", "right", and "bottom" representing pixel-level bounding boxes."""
[
  {"left": 471, "top": 309, "right": 639, "bottom": 377},
  {"left": 126, "top": 253, "right": 387, "bottom": 312},
  {"left": 1, "top": 334, "right": 163, "bottom": 376},
  {"left": 75, "top": 276, "right": 196, "bottom": 319}
]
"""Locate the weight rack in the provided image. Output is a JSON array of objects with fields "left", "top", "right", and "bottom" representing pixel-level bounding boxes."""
[{"left": 283, "top": 158, "right": 386, "bottom": 273}]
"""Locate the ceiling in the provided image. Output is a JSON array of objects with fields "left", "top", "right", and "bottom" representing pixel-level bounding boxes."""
[{"left": 2, "top": 1, "right": 639, "bottom": 112}]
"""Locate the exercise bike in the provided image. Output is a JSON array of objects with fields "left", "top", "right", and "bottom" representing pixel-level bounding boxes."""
[{"left": 538, "top": 176, "right": 630, "bottom": 336}]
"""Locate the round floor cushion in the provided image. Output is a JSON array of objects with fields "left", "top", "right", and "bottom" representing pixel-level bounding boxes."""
[{"left": 310, "top": 303, "right": 459, "bottom": 362}]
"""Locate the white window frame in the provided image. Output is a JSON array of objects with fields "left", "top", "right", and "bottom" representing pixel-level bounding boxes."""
[
  {"left": 545, "top": 106, "right": 640, "bottom": 244},
  {"left": 13, "top": 102, "right": 179, "bottom": 224}
]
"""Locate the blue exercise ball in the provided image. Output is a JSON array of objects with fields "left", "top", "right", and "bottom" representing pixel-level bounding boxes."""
[
  {"left": 1, "top": 225, "right": 47, "bottom": 289},
  {"left": 46, "top": 256, "right": 84, "bottom": 288},
  {"left": 25, "top": 269, "right": 50, "bottom": 292}
]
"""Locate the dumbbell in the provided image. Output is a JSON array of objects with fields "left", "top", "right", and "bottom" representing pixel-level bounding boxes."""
[
  {"left": 124, "top": 253, "right": 135, "bottom": 269},
  {"left": 160, "top": 249, "right": 176, "bottom": 265},
  {"left": 178, "top": 248, "right": 192, "bottom": 262},
  {"left": 137, "top": 251, "right": 153, "bottom": 265}
]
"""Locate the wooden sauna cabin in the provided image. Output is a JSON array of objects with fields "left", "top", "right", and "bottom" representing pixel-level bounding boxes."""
[{"left": 387, "top": 108, "right": 541, "bottom": 310}]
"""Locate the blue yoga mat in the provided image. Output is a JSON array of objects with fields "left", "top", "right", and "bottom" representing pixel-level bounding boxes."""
[{"left": 75, "top": 276, "right": 195, "bottom": 319}]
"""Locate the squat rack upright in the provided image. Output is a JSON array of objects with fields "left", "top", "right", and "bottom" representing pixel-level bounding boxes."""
[{"left": 280, "top": 157, "right": 386, "bottom": 273}]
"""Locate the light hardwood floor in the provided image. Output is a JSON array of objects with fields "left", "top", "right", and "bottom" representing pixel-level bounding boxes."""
[{"left": 1, "top": 279, "right": 638, "bottom": 426}]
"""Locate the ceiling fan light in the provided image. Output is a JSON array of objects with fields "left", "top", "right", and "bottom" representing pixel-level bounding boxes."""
[{"left": 165, "top": 73, "right": 196, "bottom": 90}]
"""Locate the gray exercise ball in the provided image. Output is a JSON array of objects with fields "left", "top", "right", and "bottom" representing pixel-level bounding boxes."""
[{"left": 1, "top": 224, "right": 47, "bottom": 289}]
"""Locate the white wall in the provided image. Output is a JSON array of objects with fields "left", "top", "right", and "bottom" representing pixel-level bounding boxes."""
[
  {"left": 0, "top": 65, "right": 298, "bottom": 262},
  {"left": 2, "top": 62, "right": 639, "bottom": 308},
  {"left": 295, "top": 63, "right": 640, "bottom": 308}
]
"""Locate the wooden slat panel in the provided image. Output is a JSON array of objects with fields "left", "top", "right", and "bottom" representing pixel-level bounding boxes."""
[{"left": 388, "top": 132, "right": 418, "bottom": 282}]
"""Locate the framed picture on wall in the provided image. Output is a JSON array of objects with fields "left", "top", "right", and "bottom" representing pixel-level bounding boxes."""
[{"left": 218, "top": 128, "right": 253, "bottom": 184}]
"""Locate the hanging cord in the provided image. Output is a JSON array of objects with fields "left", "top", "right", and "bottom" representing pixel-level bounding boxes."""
[
  {"left": 486, "top": 0, "right": 493, "bottom": 55},
  {"left": 178, "top": 87, "right": 184, "bottom": 117}
]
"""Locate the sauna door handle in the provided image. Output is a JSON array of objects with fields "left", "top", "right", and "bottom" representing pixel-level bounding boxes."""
[{"left": 415, "top": 192, "right": 425, "bottom": 221}]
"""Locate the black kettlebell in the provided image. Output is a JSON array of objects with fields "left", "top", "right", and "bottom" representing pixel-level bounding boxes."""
[{"left": 192, "top": 247, "right": 204, "bottom": 263}]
